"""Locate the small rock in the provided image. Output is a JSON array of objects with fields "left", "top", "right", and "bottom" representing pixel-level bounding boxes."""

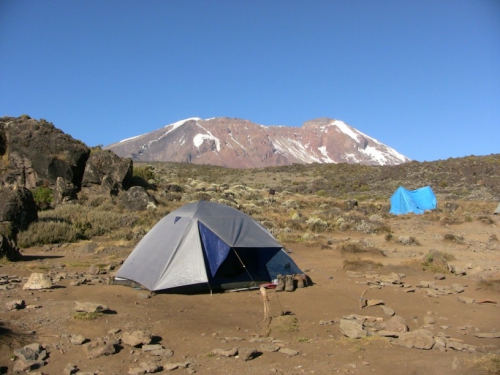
[
  {"left": 457, "top": 296, "right": 475, "bottom": 304},
  {"left": 62, "top": 363, "right": 78, "bottom": 375},
  {"left": 88, "top": 265, "right": 100, "bottom": 275},
  {"left": 212, "top": 347, "right": 238, "bottom": 357},
  {"left": 74, "top": 301, "right": 109, "bottom": 313},
  {"left": 434, "top": 273, "right": 446, "bottom": 280},
  {"left": 23, "top": 273, "right": 52, "bottom": 290},
  {"left": 6, "top": 299, "right": 25, "bottom": 311},
  {"left": 339, "top": 319, "right": 366, "bottom": 339},
  {"left": 398, "top": 329, "right": 435, "bottom": 350},
  {"left": 475, "top": 332, "right": 500, "bottom": 339},
  {"left": 122, "top": 330, "right": 152, "bottom": 347},
  {"left": 70, "top": 334, "right": 86, "bottom": 345},
  {"left": 366, "top": 299, "right": 384, "bottom": 307},
  {"left": 381, "top": 306, "right": 395, "bottom": 316},
  {"left": 238, "top": 347, "right": 259, "bottom": 361},
  {"left": 260, "top": 344, "right": 280, "bottom": 352},
  {"left": 139, "top": 362, "right": 162, "bottom": 373},
  {"left": 279, "top": 348, "right": 299, "bottom": 356},
  {"left": 83, "top": 338, "right": 116, "bottom": 359},
  {"left": 384, "top": 315, "right": 408, "bottom": 333}
]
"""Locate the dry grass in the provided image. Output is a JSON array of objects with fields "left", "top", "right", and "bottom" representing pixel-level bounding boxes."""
[
  {"left": 343, "top": 258, "right": 383, "bottom": 271},
  {"left": 476, "top": 279, "right": 500, "bottom": 292},
  {"left": 72, "top": 311, "right": 103, "bottom": 320},
  {"left": 443, "top": 233, "right": 465, "bottom": 244},
  {"left": 464, "top": 354, "right": 500, "bottom": 375}
]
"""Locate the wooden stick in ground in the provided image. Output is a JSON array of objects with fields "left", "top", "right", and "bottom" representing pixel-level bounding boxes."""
[
  {"left": 260, "top": 286, "right": 270, "bottom": 321},
  {"left": 359, "top": 289, "right": 368, "bottom": 309}
]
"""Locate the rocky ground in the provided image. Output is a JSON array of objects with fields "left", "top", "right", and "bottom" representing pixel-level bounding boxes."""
[{"left": 1, "top": 213, "right": 499, "bottom": 375}]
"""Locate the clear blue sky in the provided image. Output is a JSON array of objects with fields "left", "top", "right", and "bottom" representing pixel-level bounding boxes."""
[{"left": 1, "top": 0, "right": 499, "bottom": 162}]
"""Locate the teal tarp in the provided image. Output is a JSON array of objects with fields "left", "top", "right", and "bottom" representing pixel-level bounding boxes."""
[{"left": 390, "top": 186, "right": 437, "bottom": 215}]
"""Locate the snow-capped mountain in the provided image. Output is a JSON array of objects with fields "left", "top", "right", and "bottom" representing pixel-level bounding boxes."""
[{"left": 105, "top": 117, "right": 410, "bottom": 168}]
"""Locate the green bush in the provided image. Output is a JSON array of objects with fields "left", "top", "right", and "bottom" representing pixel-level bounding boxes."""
[{"left": 32, "top": 187, "right": 53, "bottom": 210}]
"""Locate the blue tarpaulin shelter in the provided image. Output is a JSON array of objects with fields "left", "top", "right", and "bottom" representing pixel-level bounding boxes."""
[
  {"left": 115, "top": 201, "right": 302, "bottom": 292},
  {"left": 390, "top": 186, "right": 437, "bottom": 215}
]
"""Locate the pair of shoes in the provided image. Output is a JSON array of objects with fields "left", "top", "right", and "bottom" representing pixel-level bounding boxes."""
[
  {"left": 285, "top": 274, "right": 295, "bottom": 292},
  {"left": 294, "top": 274, "right": 307, "bottom": 288},
  {"left": 275, "top": 274, "right": 285, "bottom": 292}
]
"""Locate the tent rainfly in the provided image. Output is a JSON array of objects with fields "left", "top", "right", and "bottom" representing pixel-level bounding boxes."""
[
  {"left": 114, "top": 201, "right": 303, "bottom": 292},
  {"left": 494, "top": 202, "right": 500, "bottom": 215},
  {"left": 389, "top": 186, "right": 437, "bottom": 215}
]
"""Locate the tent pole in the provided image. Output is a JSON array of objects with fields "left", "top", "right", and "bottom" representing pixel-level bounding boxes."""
[{"left": 232, "top": 248, "right": 258, "bottom": 287}]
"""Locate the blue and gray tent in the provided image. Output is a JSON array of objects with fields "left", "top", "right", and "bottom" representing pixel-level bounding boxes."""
[
  {"left": 389, "top": 186, "right": 437, "bottom": 215},
  {"left": 115, "top": 201, "right": 302, "bottom": 292}
]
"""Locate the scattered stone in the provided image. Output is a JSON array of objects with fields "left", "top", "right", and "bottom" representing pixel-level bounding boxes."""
[
  {"left": 398, "top": 329, "right": 435, "bottom": 350},
  {"left": 366, "top": 299, "right": 384, "bottom": 307},
  {"left": 83, "top": 338, "right": 116, "bottom": 359},
  {"left": 6, "top": 299, "right": 25, "bottom": 310},
  {"left": 384, "top": 315, "right": 408, "bottom": 333},
  {"left": 138, "top": 292, "right": 150, "bottom": 299},
  {"left": 319, "top": 319, "right": 335, "bottom": 325},
  {"left": 381, "top": 306, "right": 395, "bottom": 316},
  {"left": 88, "top": 265, "right": 100, "bottom": 275},
  {"left": 22, "top": 273, "right": 52, "bottom": 290},
  {"left": 419, "top": 281, "right": 436, "bottom": 289},
  {"left": 451, "top": 284, "right": 465, "bottom": 293},
  {"left": 70, "top": 334, "right": 87, "bottom": 345},
  {"left": 62, "top": 363, "right": 79, "bottom": 375},
  {"left": 74, "top": 301, "right": 109, "bottom": 313},
  {"left": 14, "top": 343, "right": 47, "bottom": 362},
  {"left": 162, "top": 363, "right": 180, "bottom": 371},
  {"left": 457, "top": 296, "right": 475, "bottom": 304},
  {"left": 122, "top": 330, "right": 153, "bottom": 347},
  {"left": 260, "top": 343, "right": 280, "bottom": 352},
  {"left": 423, "top": 316, "right": 436, "bottom": 325},
  {"left": 238, "top": 347, "right": 259, "bottom": 361},
  {"left": 279, "top": 348, "right": 299, "bottom": 356},
  {"left": 434, "top": 273, "right": 446, "bottom": 280},
  {"left": 340, "top": 319, "right": 366, "bottom": 339},
  {"left": 128, "top": 368, "right": 146, "bottom": 375},
  {"left": 140, "top": 362, "right": 162, "bottom": 373},
  {"left": 142, "top": 344, "right": 173, "bottom": 357},
  {"left": 212, "top": 347, "right": 238, "bottom": 357},
  {"left": 475, "top": 332, "right": 500, "bottom": 339},
  {"left": 376, "top": 331, "right": 400, "bottom": 338}
]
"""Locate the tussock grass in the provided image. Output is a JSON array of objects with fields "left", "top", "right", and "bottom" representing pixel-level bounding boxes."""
[
  {"left": 343, "top": 258, "right": 383, "bottom": 271},
  {"left": 443, "top": 233, "right": 465, "bottom": 244},
  {"left": 476, "top": 279, "right": 500, "bottom": 292},
  {"left": 421, "top": 250, "right": 454, "bottom": 273},
  {"left": 464, "top": 354, "right": 500, "bottom": 375},
  {"left": 72, "top": 311, "right": 103, "bottom": 320}
]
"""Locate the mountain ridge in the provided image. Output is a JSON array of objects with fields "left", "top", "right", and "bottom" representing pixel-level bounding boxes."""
[{"left": 106, "top": 117, "right": 410, "bottom": 168}]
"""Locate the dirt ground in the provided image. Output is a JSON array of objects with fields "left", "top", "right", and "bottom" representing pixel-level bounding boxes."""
[{"left": 1, "top": 214, "right": 499, "bottom": 375}]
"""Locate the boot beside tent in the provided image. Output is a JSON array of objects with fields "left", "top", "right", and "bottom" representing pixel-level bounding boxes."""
[
  {"left": 390, "top": 186, "right": 437, "bottom": 215},
  {"left": 114, "top": 201, "right": 303, "bottom": 292}
]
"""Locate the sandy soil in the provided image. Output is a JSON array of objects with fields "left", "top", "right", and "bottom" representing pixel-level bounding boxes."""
[{"left": 1, "top": 214, "right": 499, "bottom": 375}]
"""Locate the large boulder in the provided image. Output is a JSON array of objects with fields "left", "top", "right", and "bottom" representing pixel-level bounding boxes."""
[
  {"left": 0, "top": 222, "right": 21, "bottom": 260},
  {"left": 0, "top": 116, "right": 90, "bottom": 190},
  {"left": 120, "top": 186, "right": 157, "bottom": 211},
  {"left": 82, "top": 149, "right": 133, "bottom": 195},
  {"left": 0, "top": 187, "right": 38, "bottom": 230}
]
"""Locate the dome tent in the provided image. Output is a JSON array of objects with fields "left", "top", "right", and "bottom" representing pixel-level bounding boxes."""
[
  {"left": 115, "top": 201, "right": 302, "bottom": 292},
  {"left": 389, "top": 186, "right": 437, "bottom": 215}
]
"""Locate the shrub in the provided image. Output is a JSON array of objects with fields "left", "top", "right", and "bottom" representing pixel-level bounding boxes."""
[
  {"left": 343, "top": 259, "right": 383, "bottom": 271},
  {"left": 18, "top": 219, "right": 79, "bottom": 247},
  {"left": 32, "top": 187, "right": 53, "bottom": 210}
]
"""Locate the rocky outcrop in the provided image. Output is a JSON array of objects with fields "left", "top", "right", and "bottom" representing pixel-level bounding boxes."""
[
  {"left": 120, "top": 186, "right": 157, "bottom": 211},
  {"left": 0, "top": 187, "right": 38, "bottom": 230},
  {"left": 82, "top": 149, "right": 133, "bottom": 194},
  {"left": 0, "top": 116, "right": 90, "bottom": 190}
]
